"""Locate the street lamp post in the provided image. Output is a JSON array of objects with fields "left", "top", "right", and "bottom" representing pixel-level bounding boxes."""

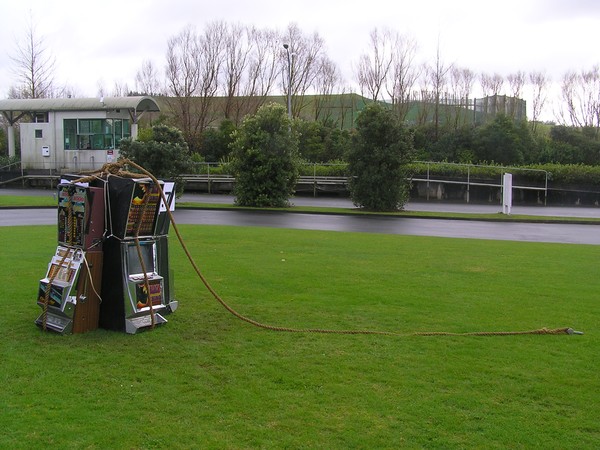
[{"left": 283, "top": 44, "right": 292, "bottom": 120}]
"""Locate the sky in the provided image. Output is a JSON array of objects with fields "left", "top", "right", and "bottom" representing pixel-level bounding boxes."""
[{"left": 1, "top": 0, "right": 599, "bottom": 121}]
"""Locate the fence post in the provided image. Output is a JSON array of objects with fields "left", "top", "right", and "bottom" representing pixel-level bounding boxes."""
[
  {"left": 426, "top": 162, "right": 430, "bottom": 201},
  {"left": 313, "top": 163, "right": 317, "bottom": 197},
  {"left": 545, "top": 171, "right": 548, "bottom": 206},
  {"left": 467, "top": 166, "right": 470, "bottom": 203},
  {"left": 207, "top": 163, "right": 211, "bottom": 194}
]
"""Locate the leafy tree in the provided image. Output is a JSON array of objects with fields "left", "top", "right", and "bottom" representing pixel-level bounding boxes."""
[
  {"left": 295, "top": 119, "right": 352, "bottom": 163},
  {"left": 230, "top": 103, "right": 299, "bottom": 207},
  {"left": 473, "top": 115, "right": 526, "bottom": 165},
  {"left": 416, "top": 124, "right": 476, "bottom": 163},
  {"left": 411, "top": 122, "right": 437, "bottom": 160},
  {"left": 118, "top": 124, "right": 194, "bottom": 191},
  {"left": 200, "top": 119, "right": 237, "bottom": 162},
  {"left": 516, "top": 119, "right": 541, "bottom": 164},
  {"left": 321, "top": 127, "right": 352, "bottom": 162},
  {"left": 544, "top": 125, "right": 600, "bottom": 165},
  {"left": 347, "top": 103, "right": 414, "bottom": 211},
  {"left": 295, "top": 120, "right": 324, "bottom": 162}
]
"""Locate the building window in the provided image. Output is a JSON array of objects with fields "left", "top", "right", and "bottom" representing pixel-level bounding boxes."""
[
  {"left": 63, "top": 118, "right": 131, "bottom": 150},
  {"left": 34, "top": 112, "right": 48, "bottom": 123},
  {"left": 35, "top": 129, "right": 43, "bottom": 138}
]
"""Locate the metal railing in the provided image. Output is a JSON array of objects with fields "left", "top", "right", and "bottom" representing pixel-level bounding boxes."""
[
  {"left": 0, "top": 159, "right": 552, "bottom": 204},
  {"left": 412, "top": 161, "right": 550, "bottom": 205},
  {"left": 184, "top": 162, "right": 349, "bottom": 195},
  {"left": 0, "top": 160, "right": 25, "bottom": 187}
]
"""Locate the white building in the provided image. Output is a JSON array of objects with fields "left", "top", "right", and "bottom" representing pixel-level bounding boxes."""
[{"left": 0, "top": 97, "right": 160, "bottom": 173}]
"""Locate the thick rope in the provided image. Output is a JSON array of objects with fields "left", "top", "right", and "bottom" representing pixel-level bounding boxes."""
[{"left": 70, "top": 159, "right": 583, "bottom": 337}]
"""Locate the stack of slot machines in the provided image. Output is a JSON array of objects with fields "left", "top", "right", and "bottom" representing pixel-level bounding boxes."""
[
  {"left": 35, "top": 183, "right": 105, "bottom": 333},
  {"left": 35, "top": 175, "right": 176, "bottom": 334}
]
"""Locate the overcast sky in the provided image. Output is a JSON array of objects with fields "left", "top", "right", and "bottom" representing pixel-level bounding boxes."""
[{"left": 1, "top": 0, "right": 599, "bottom": 120}]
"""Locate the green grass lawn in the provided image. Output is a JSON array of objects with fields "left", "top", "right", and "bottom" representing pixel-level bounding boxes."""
[
  {"left": 1, "top": 225, "right": 599, "bottom": 449},
  {"left": 0, "top": 194, "right": 57, "bottom": 207}
]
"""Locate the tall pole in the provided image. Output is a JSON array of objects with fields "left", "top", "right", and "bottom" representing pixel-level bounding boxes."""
[{"left": 283, "top": 44, "right": 292, "bottom": 120}]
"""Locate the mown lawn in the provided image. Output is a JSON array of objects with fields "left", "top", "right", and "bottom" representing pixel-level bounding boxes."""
[{"left": 1, "top": 224, "right": 598, "bottom": 449}]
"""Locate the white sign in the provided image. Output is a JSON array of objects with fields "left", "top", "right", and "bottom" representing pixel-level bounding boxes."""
[{"left": 502, "top": 173, "right": 512, "bottom": 215}]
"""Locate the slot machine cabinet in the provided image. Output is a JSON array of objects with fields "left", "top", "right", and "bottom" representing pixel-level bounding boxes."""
[
  {"left": 101, "top": 238, "right": 168, "bottom": 333},
  {"left": 105, "top": 176, "right": 163, "bottom": 240},
  {"left": 35, "top": 247, "right": 99, "bottom": 334},
  {"left": 100, "top": 176, "right": 174, "bottom": 333},
  {"left": 156, "top": 181, "right": 178, "bottom": 314},
  {"left": 57, "top": 183, "right": 105, "bottom": 250}
]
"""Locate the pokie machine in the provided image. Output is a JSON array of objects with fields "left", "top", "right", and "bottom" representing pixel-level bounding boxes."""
[
  {"left": 35, "top": 182, "right": 105, "bottom": 334},
  {"left": 99, "top": 176, "right": 176, "bottom": 334}
]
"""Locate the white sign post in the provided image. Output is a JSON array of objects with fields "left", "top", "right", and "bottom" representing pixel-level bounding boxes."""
[{"left": 502, "top": 173, "right": 512, "bottom": 215}]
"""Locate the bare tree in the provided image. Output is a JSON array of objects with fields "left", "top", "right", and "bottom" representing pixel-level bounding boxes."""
[
  {"left": 244, "top": 27, "right": 280, "bottom": 98},
  {"left": 224, "top": 26, "right": 282, "bottom": 124},
  {"left": 386, "top": 32, "right": 420, "bottom": 121},
  {"left": 507, "top": 71, "right": 526, "bottom": 98},
  {"left": 282, "top": 23, "right": 327, "bottom": 118},
  {"left": 313, "top": 55, "right": 343, "bottom": 124},
  {"left": 135, "top": 59, "right": 162, "bottom": 95},
  {"left": 165, "top": 25, "right": 202, "bottom": 149},
  {"left": 449, "top": 66, "right": 475, "bottom": 127},
  {"left": 415, "top": 64, "right": 435, "bottom": 126},
  {"left": 165, "top": 22, "right": 224, "bottom": 151},
  {"left": 246, "top": 27, "right": 280, "bottom": 98},
  {"left": 427, "top": 43, "right": 453, "bottom": 139},
  {"left": 507, "top": 71, "right": 526, "bottom": 118},
  {"left": 111, "top": 80, "right": 130, "bottom": 97},
  {"left": 196, "top": 21, "right": 225, "bottom": 130},
  {"left": 559, "top": 66, "right": 600, "bottom": 128},
  {"left": 528, "top": 71, "right": 550, "bottom": 131},
  {"left": 96, "top": 79, "right": 107, "bottom": 98},
  {"left": 221, "top": 23, "right": 251, "bottom": 121},
  {"left": 480, "top": 72, "right": 504, "bottom": 97},
  {"left": 9, "top": 13, "right": 56, "bottom": 99},
  {"left": 355, "top": 27, "right": 394, "bottom": 101},
  {"left": 216, "top": 24, "right": 280, "bottom": 125}
]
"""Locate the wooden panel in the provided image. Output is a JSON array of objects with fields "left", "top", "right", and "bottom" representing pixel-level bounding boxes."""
[{"left": 72, "top": 251, "right": 103, "bottom": 334}]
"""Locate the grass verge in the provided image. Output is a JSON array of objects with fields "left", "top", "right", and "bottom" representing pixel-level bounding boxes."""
[{"left": 1, "top": 225, "right": 598, "bottom": 448}]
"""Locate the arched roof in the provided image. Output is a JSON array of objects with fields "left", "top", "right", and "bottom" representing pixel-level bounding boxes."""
[{"left": 0, "top": 96, "right": 160, "bottom": 114}]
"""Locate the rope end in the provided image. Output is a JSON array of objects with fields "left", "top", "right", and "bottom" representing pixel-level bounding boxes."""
[{"left": 566, "top": 328, "right": 584, "bottom": 335}]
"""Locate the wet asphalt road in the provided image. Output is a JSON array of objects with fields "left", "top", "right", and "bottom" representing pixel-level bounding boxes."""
[
  {"left": 2, "top": 189, "right": 600, "bottom": 244},
  {"left": 171, "top": 209, "right": 600, "bottom": 245}
]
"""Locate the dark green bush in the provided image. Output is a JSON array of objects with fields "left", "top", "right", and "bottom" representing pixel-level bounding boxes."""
[{"left": 230, "top": 103, "right": 299, "bottom": 207}]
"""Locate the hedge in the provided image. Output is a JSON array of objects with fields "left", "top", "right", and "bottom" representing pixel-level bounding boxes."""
[{"left": 191, "top": 161, "right": 600, "bottom": 187}]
